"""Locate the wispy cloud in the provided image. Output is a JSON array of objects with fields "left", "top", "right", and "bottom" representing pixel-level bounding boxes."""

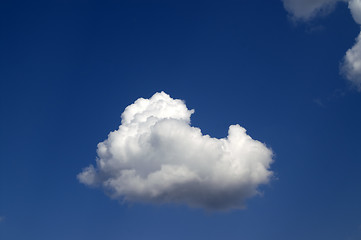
[{"left": 282, "top": 0, "right": 340, "bottom": 21}]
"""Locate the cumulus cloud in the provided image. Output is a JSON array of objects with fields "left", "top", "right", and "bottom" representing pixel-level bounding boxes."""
[
  {"left": 349, "top": 0, "right": 361, "bottom": 24},
  {"left": 341, "top": 32, "right": 361, "bottom": 89},
  {"left": 282, "top": 0, "right": 361, "bottom": 89},
  {"left": 78, "top": 92, "right": 273, "bottom": 210}
]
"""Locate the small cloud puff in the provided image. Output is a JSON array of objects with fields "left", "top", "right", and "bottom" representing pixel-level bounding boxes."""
[
  {"left": 282, "top": 0, "right": 361, "bottom": 90},
  {"left": 282, "top": 0, "right": 340, "bottom": 21},
  {"left": 341, "top": 32, "right": 361, "bottom": 90},
  {"left": 78, "top": 92, "right": 273, "bottom": 210}
]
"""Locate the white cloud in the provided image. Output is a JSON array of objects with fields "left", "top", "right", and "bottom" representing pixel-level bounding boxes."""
[
  {"left": 282, "top": 0, "right": 341, "bottom": 20},
  {"left": 78, "top": 92, "right": 273, "bottom": 210},
  {"left": 343, "top": 0, "right": 361, "bottom": 88},
  {"left": 282, "top": 0, "right": 361, "bottom": 89},
  {"left": 341, "top": 32, "right": 361, "bottom": 90},
  {"left": 349, "top": 0, "right": 361, "bottom": 24}
]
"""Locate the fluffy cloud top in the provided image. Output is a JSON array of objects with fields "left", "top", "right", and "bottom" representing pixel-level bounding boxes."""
[
  {"left": 78, "top": 92, "right": 273, "bottom": 210},
  {"left": 282, "top": 0, "right": 361, "bottom": 89}
]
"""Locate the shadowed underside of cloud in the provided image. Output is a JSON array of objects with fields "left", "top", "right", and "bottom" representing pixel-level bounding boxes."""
[
  {"left": 282, "top": 0, "right": 361, "bottom": 90},
  {"left": 78, "top": 92, "right": 273, "bottom": 210}
]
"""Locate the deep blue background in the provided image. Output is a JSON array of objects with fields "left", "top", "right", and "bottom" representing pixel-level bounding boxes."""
[{"left": 1, "top": 0, "right": 361, "bottom": 239}]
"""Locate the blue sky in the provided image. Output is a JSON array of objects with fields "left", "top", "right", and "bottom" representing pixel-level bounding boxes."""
[{"left": 1, "top": 0, "right": 361, "bottom": 239}]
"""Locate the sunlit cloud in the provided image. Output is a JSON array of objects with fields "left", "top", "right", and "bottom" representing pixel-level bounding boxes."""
[{"left": 78, "top": 92, "right": 273, "bottom": 210}]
